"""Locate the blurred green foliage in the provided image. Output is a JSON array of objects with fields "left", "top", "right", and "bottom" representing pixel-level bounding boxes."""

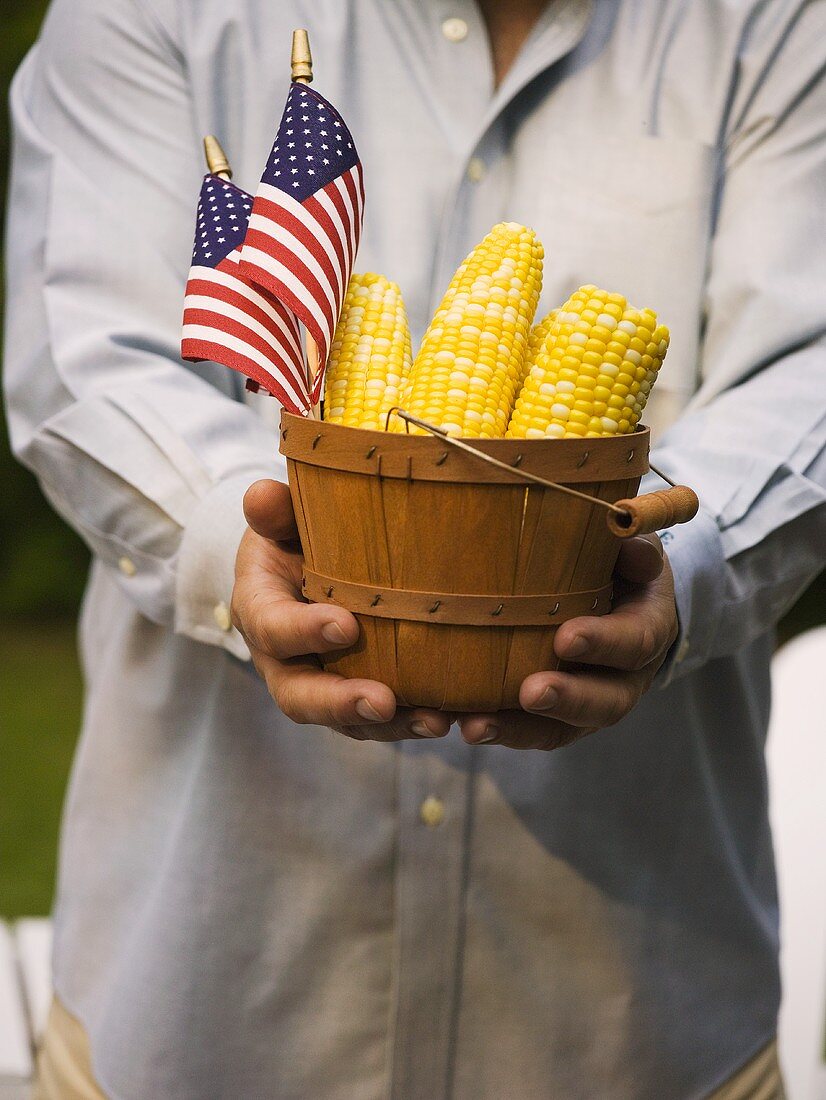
[
  {"left": 0, "top": 623, "right": 82, "bottom": 916},
  {"left": 0, "top": 0, "right": 83, "bottom": 918},
  {"left": 1, "top": 0, "right": 90, "bottom": 620}
]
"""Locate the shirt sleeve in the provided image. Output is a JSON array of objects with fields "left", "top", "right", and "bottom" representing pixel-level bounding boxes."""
[
  {"left": 653, "top": 1, "right": 826, "bottom": 682},
  {"left": 3, "top": 0, "right": 286, "bottom": 660}
]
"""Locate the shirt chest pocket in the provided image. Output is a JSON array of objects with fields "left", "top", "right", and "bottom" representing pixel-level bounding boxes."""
[{"left": 509, "top": 134, "right": 717, "bottom": 439}]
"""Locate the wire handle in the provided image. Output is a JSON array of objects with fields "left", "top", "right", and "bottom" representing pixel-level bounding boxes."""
[{"left": 389, "top": 409, "right": 699, "bottom": 539}]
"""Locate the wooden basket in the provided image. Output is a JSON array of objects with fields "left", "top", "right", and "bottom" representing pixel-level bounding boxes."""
[{"left": 280, "top": 411, "right": 696, "bottom": 711}]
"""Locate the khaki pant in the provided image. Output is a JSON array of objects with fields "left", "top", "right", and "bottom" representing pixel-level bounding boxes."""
[
  {"left": 31, "top": 999, "right": 106, "bottom": 1100},
  {"left": 32, "top": 995, "right": 785, "bottom": 1099}
]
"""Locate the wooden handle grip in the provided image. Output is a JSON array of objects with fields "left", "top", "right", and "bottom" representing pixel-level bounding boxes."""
[{"left": 607, "top": 485, "right": 699, "bottom": 539}]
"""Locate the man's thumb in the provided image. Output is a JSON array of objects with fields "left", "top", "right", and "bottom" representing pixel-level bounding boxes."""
[
  {"left": 614, "top": 533, "right": 664, "bottom": 585},
  {"left": 243, "top": 479, "right": 299, "bottom": 542}
]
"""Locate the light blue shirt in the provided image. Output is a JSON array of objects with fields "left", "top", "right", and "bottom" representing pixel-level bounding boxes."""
[{"left": 4, "top": 1, "right": 826, "bottom": 1097}]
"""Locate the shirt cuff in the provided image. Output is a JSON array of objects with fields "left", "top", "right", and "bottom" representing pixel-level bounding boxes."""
[
  {"left": 656, "top": 506, "right": 727, "bottom": 686},
  {"left": 174, "top": 473, "right": 275, "bottom": 660}
]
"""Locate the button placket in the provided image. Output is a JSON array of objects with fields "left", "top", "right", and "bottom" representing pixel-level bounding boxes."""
[
  {"left": 390, "top": 739, "right": 475, "bottom": 1099},
  {"left": 428, "top": 129, "right": 504, "bottom": 319},
  {"left": 426, "top": 0, "right": 592, "bottom": 309},
  {"left": 386, "top": 0, "right": 491, "bottom": 150}
]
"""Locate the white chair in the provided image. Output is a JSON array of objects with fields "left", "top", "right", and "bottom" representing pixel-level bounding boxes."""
[
  {"left": 0, "top": 922, "right": 33, "bottom": 1100},
  {"left": 767, "top": 627, "right": 826, "bottom": 1100},
  {"left": 15, "top": 919, "right": 53, "bottom": 1050}
]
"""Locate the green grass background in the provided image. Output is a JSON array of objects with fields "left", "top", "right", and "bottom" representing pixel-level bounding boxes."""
[
  {"left": 1, "top": 0, "right": 86, "bottom": 919},
  {"left": 0, "top": 624, "right": 81, "bottom": 916},
  {"left": 0, "top": 3, "right": 823, "bottom": 919}
]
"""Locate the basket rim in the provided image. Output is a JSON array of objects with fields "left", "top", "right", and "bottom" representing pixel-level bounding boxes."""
[{"left": 279, "top": 411, "right": 650, "bottom": 483}]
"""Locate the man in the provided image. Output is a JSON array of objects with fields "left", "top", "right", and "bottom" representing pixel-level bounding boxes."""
[{"left": 5, "top": 0, "right": 825, "bottom": 1096}]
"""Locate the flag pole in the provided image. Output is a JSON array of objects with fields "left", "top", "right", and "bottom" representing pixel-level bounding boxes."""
[{"left": 291, "top": 28, "right": 323, "bottom": 418}]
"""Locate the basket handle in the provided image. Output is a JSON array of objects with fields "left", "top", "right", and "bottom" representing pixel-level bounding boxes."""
[
  {"left": 389, "top": 409, "right": 700, "bottom": 540},
  {"left": 606, "top": 485, "right": 699, "bottom": 538}
]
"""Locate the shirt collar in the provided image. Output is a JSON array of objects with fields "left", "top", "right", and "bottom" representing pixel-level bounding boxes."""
[
  {"left": 384, "top": 0, "right": 593, "bottom": 155},
  {"left": 481, "top": 0, "right": 594, "bottom": 138}
]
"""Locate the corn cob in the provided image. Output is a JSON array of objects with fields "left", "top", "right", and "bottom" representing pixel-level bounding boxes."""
[
  {"left": 323, "top": 273, "right": 412, "bottom": 430},
  {"left": 526, "top": 308, "right": 558, "bottom": 367},
  {"left": 397, "top": 222, "right": 543, "bottom": 438},
  {"left": 507, "top": 285, "right": 669, "bottom": 439}
]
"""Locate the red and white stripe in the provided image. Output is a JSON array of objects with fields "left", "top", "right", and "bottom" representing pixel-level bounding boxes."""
[
  {"left": 240, "top": 164, "right": 364, "bottom": 402},
  {"left": 181, "top": 250, "right": 309, "bottom": 413}
]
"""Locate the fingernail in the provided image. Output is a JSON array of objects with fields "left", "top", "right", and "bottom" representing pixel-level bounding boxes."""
[
  {"left": 355, "top": 698, "right": 384, "bottom": 722},
  {"left": 322, "top": 621, "right": 350, "bottom": 645},
  {"left": 410, "top": 720, "right": 443, "bottom": 738},
  {"left": 526, "top": 685, "right": 558, "bottom": 712},
  {"left": 563, "top": 634, "right": 588, "bottom": 658},
  {"left": 476, "top": 723, "right": 499, "bottom": 745}
]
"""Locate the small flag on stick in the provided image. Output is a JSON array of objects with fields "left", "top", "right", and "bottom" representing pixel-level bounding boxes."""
[
  {"left": 239, "top": 80, "right": 365, "bottom": 405},
  {"left": 181, "top": 173, "right": 310, "bottom": 414}
]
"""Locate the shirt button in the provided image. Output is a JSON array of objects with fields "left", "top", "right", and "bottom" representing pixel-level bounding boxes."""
[
  {"left": 213, "top": 601, "right": 233, "bottom": 632},
  {"left": 675, "top": 637, "right": 690, "bottom": 664},
  {"left": 420, "top": 796, "right": 445, "bottom": 828},
  {"left": 441, "top": 17, "right": 468, "bottom": 42},
  {"left": 118, "top": 556, "right": 137, "bottom": 578},
  {"left": 467, "top": 157, "right": 486, "bottom": 183}
]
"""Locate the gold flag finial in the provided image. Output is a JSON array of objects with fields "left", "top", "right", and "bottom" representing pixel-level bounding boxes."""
[
  {"left": 203, "top": 135, "right": 232, "bottom": 180},
  {"left": 291, "top": 29, "right": 313, "bottom": 84}
]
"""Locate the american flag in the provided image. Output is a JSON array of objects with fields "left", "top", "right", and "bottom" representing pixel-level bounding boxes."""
[
  {"left": 181, "top": 174, "right": 310, "bottom": 414},
  {"left": 240, "top": 83, "right": 365, "bottom": 404}
]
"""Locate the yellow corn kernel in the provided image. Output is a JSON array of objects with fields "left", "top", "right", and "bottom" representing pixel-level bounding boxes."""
[
  {"left": 507, "top": 285, "right": 669, "bottom": 439},
  {"left": 323, "top": 273, "right": 412, "bottom": 431},
  {"left": 526, "top": 308, "right": 558, "bottom": 368},
  {"left": 397, "top": 223, "right": 543, "bottom": 437}
]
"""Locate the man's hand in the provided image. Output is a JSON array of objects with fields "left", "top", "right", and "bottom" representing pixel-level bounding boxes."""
[
  {"left": 458, "top": 535, "right": 678, "bottom": 751},
  {"left": 234, "top": 480, "right": 676, "bottom": 751},
  {"left": 231, "top": 479, "right": 452, "bottom": 742}
]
